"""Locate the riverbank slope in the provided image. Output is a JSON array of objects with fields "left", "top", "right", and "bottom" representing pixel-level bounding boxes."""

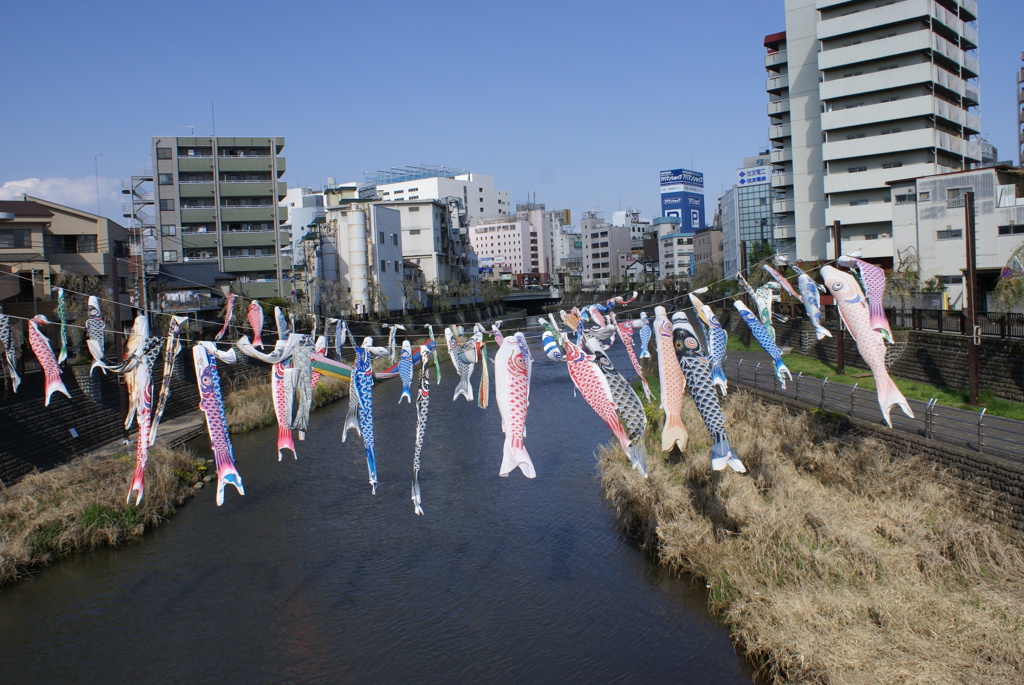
[{"left": 599, "top": 391, "right": 1024, "bottom": 683}]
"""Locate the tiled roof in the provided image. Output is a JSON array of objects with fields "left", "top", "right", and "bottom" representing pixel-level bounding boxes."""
[{"left": 0, "top": 201, "right": 53, "bottom": 218}]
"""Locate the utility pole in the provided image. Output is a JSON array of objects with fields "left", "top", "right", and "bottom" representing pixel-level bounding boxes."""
[
  {"left": 832, "top": 220, "right": 846, "bottom": 375},
  {"left": 738, "top": 240, "right": 751, "bottom": 347},
  {"left": 109, "top": 244, "right": 128, "bottom": 436},
  {"left": 963, "top": 191, "right": 979, "bottom": 405}
]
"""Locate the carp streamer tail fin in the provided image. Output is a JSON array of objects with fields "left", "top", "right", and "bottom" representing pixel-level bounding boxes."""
[
  {"left": 399, "top": 387, "right": 412, "bottom": 404},
  {"left": 711, "top": 365, "right": 728, "bottom": 396},
  {"left": 365, "top": 446, "right": 378, "bottom": 495},
  {"left": 43, "top": 368, "right": 71, "bottom": 407},
  {"left": 876, "top": 374, "right": 914, "bottom": 429},
  {"left": 627, "top": 440, "right": 649, "bottom": 478},
  {"left": 127, "top": 463, "right": 146, "bottom": 505},
  {"left": 453, "top": 377, "right": 474, "bottom": 402},
  {"left": 499, "top": 435, "right": 536, "bottom": 479},
  {"left": 711, "top": 438, "right": 745, "bottom": 473},
  {"left": 277, "top": 424, "right": 296, "bottom": 461},
  {"left": 660, "top": 413, "right": 689, "bottom": 453},
  {"left": 411, "top": 472, "right": 424, "bottom": 515},
  {"left": 215, "top": 462, "right": 245, "bottom": 507}
]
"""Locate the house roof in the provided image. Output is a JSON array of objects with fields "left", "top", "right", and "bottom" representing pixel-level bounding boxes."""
[
  {"left": 153, "top": 263, "right": 236, "bottom": 288},
  {"left": 0, "top": 201, "right": 53, "bottom": 218}
]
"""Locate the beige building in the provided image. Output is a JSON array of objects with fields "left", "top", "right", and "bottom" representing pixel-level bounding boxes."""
[{"left": 0, "top": 195, "right": 128, "bottom": 323}]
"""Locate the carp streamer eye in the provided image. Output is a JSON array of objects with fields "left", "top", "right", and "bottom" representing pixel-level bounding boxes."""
[
  {"left": 832, "top": 282, "right": 844, "bottom": 291},
  {"left": 684, "top": 337, "right": 698, "bottom": 349}
]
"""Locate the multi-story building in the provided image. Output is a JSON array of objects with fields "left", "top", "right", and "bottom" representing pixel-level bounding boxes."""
[
  {"left": 376, "top": 197, "right": 476, "bottom": 286},
  {"left": 316, "top": 184, "right": 405, "bottom": 316},
  {"left": 362, "top": 165, "right": 511, "bottom": 223},
  {"left": 719, "top": 186, "right": 740, "bottom": 278},
  {"left": 655, "top": 216, "right": 695, "bottom": 282},
  {"left": 767, "top": 0, "right": 981, "bottom": 264},
  {"left": 0, "top": 195, "right": 130, "bottom": 325},
  {"left": 548, "top": 215, "right": 582, "bottom": 288},
  {"left": 612, "top": 209, "right": 651, "bottom": 253},
  {"left": 890, "top": 165, "right": 1024, "bottom": 309},
  {"left": 151, "top": 136, "right": 288, "bottom": 299},
  {"left": 469, "top": 203, "right": 560, "bottom": 286},
  {"left": 1018, "top": 52, "right": 1024, "bottom": 166},
  {"left": 280, "top": 186, "right": 325, "bottom": 269},
  {"left": 693, "top": 225, "right": 724, "bottom": 277},
  {"left": 581, "top": 211, "right": 632, "bottom": 289}
]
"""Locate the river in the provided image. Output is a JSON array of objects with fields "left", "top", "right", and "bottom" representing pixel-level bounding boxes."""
[{"left": 0, "top": 329, "right": 753, "bottom": 684}]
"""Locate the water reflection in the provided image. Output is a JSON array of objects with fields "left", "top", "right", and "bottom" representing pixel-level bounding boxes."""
[{"left": 0, "top": 332, "right": 753, "bottom": 684}]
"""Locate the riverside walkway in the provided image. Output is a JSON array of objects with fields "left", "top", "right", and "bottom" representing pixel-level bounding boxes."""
[{"left": 724, "top": 350, "right": 1023, "bottom": 463}]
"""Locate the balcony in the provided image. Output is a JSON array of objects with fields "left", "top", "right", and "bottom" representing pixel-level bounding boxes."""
[
  {"left": 220, "top": 207, "right": 276, "bottom": 223},
  {"left": 962, "top": 22, "right": 977, "bottom": 48},
  {"left": 177, "top": 157, "right": 214, "bottom": 174},
  {"left": 764, "top": 50, "right": 787, "bottom": 69},
  {"left": 221, "top": 231, "right": 278, "bottom": 248},
  {"left": 766, "top": 75, "right": 788, "bottom": 93},
  {"left": 180, "top": 208, "right": 216, "bottom": 224},
  {"left": 178, "top": 183, "right": 215, "bottom": 199},
  {"left": 220, "top": 181, "right": 274, "bottom": 197},
  {"left": 217, "top": 156, "right": 274, "bottom": 173},
  {"left": 823, "top": 128, "right": 951, "bottom": 161},
  {"left": 818, "top": 0, "right": 929, "bottom": 40},
  {"left": 818, "top": 31, "right": 931, "bottom": 71},
  {"left": 823, "top": 163, "right": 936, "bottom": 194},
  {"left": 772, "top": 198, "right": 795, "bottom": 214},
  {"left": 827, "top": 202, "right": 893, "bottom": 226},
  {"left": 820, "top": 63, "right": 948, "bottom": 101},
  {"left": 962, "top": 53, "right": 979, "bottom": 79},
  {"left": 768, "top": 99, "right": 789, "bottom": 116},
  {"left": 771, "top": 172, "right": 793, "bottom": 188},
  {"left": 769, "top": 123, "right": 792, "bottom": 140},
  {"left": 774, "top": 221, "right": 796, "bottom": 240},
  {"left": 223, "top": 256, "right": 279, "bottom": 273},
  {"left": 770, "top": 147, "right": 793, "bottom": 164},
  {"left": 963, "top": 83, "right": 979, "bottom": 106},
  {"left": 960, "top": 0, "right": 977, "bottom": 23}
]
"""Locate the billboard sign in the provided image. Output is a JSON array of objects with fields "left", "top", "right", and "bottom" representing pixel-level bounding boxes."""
[
  {"left": 660, "top": 168, "right": 704, "bottom": 231},
  {"left": 736, "top": 165, "right": 770, "bottom": 186}
]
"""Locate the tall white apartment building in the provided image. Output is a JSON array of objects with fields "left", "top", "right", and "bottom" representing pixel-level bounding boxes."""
[
  {"left": 611, "top": 209, "right": 651, "bottom": 253},
  {"left": 767, "top": 0, "right": 981, "bottom": 265},
  {"left": 362, "top": 165, "right": 511, "bottom": 223}
]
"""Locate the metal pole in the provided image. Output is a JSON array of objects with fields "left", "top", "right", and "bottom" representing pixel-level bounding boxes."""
[
  {"left": 832, "top": 220, "right": 846, "bottom": 375},
  {"left": 739, "top": 240, "right": 751, "bottom": 347},
  {"left": 963, "top": 192, "right": 979, "bottom": 405}
]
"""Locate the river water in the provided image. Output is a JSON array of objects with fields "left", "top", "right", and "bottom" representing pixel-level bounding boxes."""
[{"left": 0, "top": 331, "right": 752, "bottom": 684}]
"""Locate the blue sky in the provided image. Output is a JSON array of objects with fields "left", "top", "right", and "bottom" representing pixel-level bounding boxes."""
[{"left": 2, "top": 0, "right": 1020, "bottom": 224}]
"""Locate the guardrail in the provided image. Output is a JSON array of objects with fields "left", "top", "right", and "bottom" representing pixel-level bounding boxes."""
[
  {"left": 725, "top": 358, "right": 1024, "bottom": 463},
  {"left": 885, "top": 308, "right": 1024, "bottom": 339}
]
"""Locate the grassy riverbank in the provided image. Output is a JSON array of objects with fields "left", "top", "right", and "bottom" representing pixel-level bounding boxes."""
[
  {"left": 0, "top": 375, "right": 349, "bottom": 589},
  {"left": 600, "top": 391, "right": 1024, "bottom": 683}
]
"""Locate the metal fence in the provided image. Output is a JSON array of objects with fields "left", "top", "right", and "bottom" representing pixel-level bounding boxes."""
[
  {"left": 725, "top": 358, "right": 1024, "bottom": 464},
  {"left": 886, "top": 309, "right": 1024, "bottom": 339}
]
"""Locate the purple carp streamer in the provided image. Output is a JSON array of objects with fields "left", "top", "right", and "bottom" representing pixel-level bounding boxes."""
[
  {"left": 837, "top": 255, "right": 893, "bottom": 344},
  {"left": 193, "top": 343, "right": 244, "bottom": 506},
  {"left": 821, "top": 266, "right": 913, "bottom": 427},
  {"left": 411, "top": 349, "right": 432, "bottom": 514}
]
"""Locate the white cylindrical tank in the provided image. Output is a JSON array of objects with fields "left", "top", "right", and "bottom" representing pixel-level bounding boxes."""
[{"left": 348, "top": 210, "right": 369, "bottom": 313}]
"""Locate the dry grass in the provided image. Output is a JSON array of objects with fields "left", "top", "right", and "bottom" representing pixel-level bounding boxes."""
[
  {"left": 225, "top": 375, "right": 348, "bottom": 432},
  {"left": 0, "top": 445, "right": 204, "bottom": 588},
  {"left": 600, "top": 391, "right": 1024, "bottom": 684}
]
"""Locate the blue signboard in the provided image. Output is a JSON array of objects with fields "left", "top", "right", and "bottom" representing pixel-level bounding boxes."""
[{"left": 660, "top": 168, "right": 704, "bottom": 231}]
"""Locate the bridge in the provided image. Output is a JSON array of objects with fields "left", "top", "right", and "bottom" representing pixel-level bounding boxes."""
[{"left": 501, "top": 287, "right": 563, "bottom": 315}]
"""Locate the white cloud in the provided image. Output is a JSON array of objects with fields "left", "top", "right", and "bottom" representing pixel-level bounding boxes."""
[{"left": 0, "top": 176, "right": 124, "bottom": 220}]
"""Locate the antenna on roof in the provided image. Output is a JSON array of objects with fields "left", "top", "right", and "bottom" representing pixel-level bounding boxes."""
[{"left": 184, "top": 125, "right": 197, "bottom": 136}]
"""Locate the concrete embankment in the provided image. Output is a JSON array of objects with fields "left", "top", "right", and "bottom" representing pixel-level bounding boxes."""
[{"left": 599, "top": 389, "right": 1024, "bottom": 684}]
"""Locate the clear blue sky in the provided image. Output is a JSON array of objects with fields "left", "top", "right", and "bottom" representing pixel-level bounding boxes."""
[{"left": 2, "top": 0, "right": 1021, "bottom": 224}]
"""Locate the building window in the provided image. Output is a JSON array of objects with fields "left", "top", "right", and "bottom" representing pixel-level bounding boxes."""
[
  {"left": 392, "top": 233, "right": 399, "bottom": 246},
  {"left": 409, "top": 206, "right": 419, "bottom": 212},
  {"left": 947, "top": 187, "right": 971, "bottom": 200},
  {"left": 940, "top": 275, "right": 963, "bottom": 284},
  {"left": 0, "top": 229, "right": 31, "bottom": 248},
  {"left": 159, "top": 199, "right": 175, "bottom": 211},
  {"left": 848, "top": 166, "right": 867, "bottom": 173},
  {"left": 158, "top": 173, "right": 174, "bottom": 185},
  {"left": 156, "top": 147, "right": 172, "bottom": 159},
  {"left": 919, "top": 191, "right": 930, "bottom": 201},
  {"left": 894, "top": 193, "right": 915, "bottom": 204},
  {"left": 936, "top": 228, "right": 963, "bottom": 240},
  {"left": 378, "top": 231, "right": 385, "bottom": 244},
  {"left": 163, "top": 250, "right": 178, "bottom": 262},
  {"left": 161, "top": 224, "right": 177, "bottom": 236},
  {"left": 998, "top": 224, "right": 1024, "bottom": 235},
  {"left": 380, "top": 260, "right": 387, "bottom": 272},
  {"left": 882, "top": 162, "right": 903, "bottom": 169}
]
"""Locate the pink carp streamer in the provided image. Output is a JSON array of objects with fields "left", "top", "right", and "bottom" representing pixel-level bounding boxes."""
[
  {"left": 27, "top": 315, "right": 70, "bottom": 406},
  {"left": 248, "top": 301, "right": 265, "bottom": 349},
  {"left": 193, "top": 343, "right": 244, "bottom": 505},
  {"left": 494, "top": 333, "right": 534, "bottom": 478}
]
